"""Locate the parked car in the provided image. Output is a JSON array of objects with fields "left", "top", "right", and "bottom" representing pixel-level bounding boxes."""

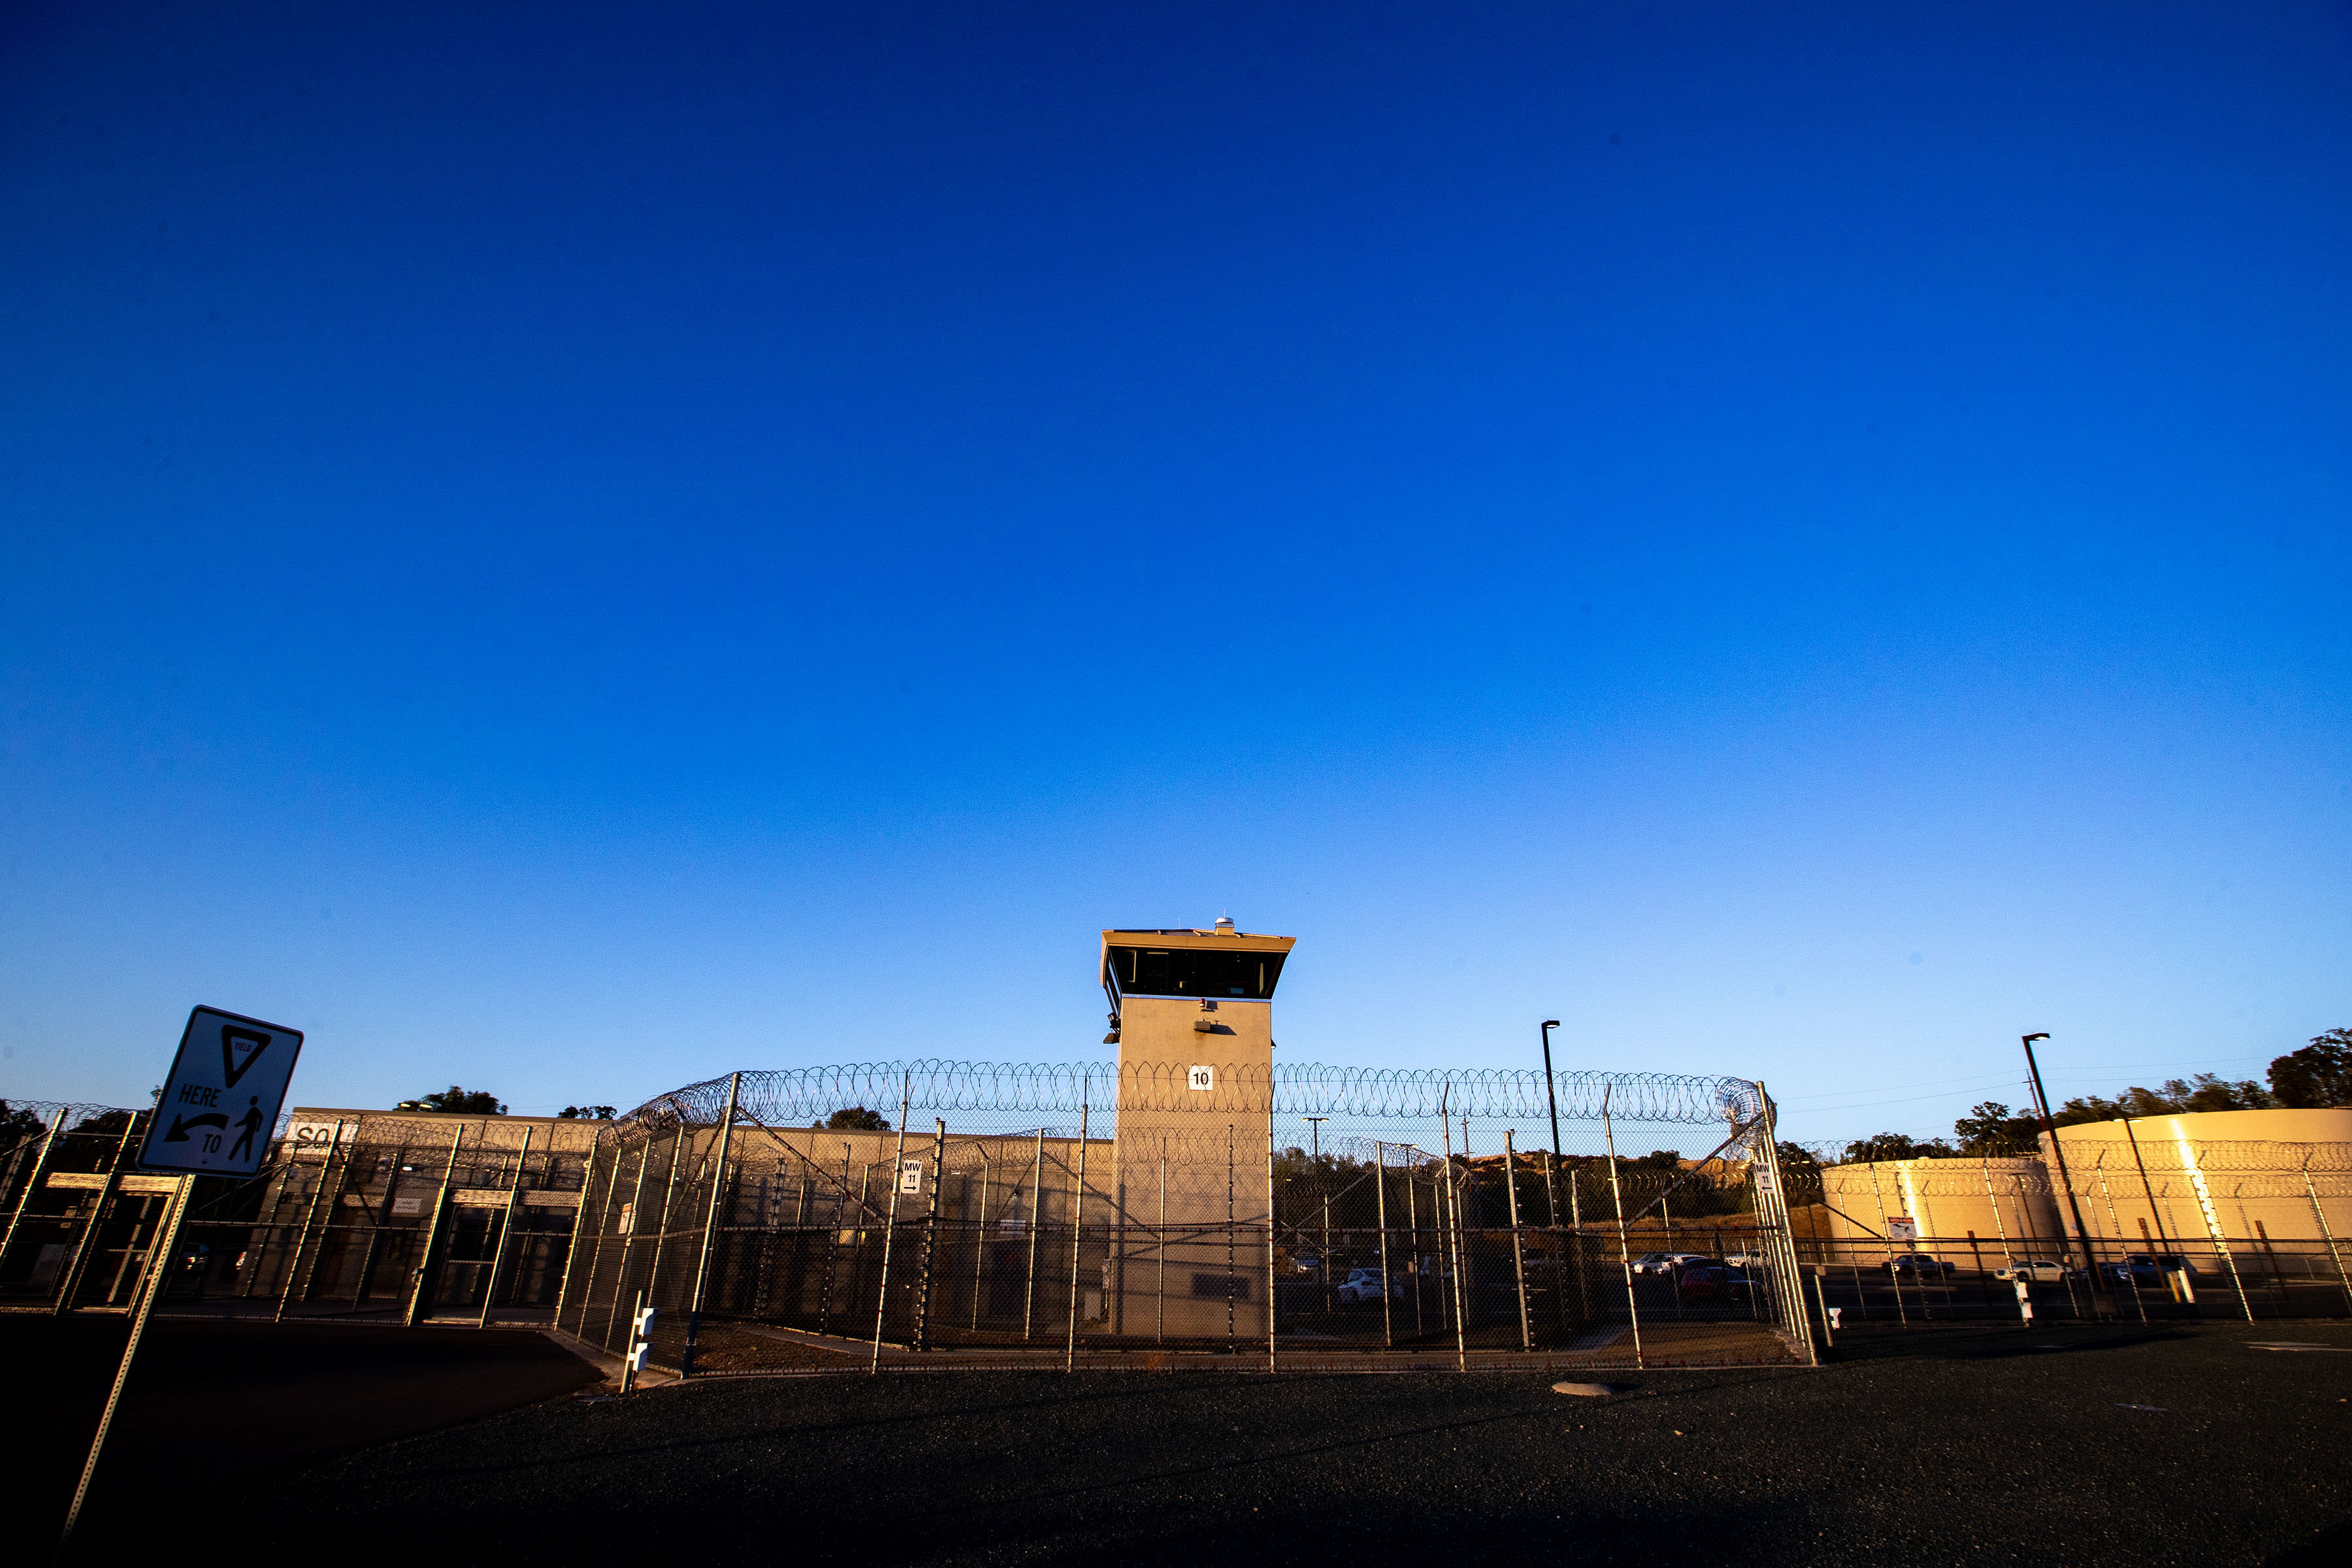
[
  {"left": 1993, "top": 1259, "right": 2066, "bottom": 1284},
  {"left": 1677, "top": 1266, "right": 1754, "bottom": 1303},
  {"left": 1336, "top": 1269, "right": 1400, "bottom": 1303},
  {"left": 1885, "top": 1253, "right": 1955, "bottom": 1277},
  {"left": 1631, "top": 1252, "right": 1715, "bottom": 1276},
  {"left": 2104, "top": 1252, "right": 2200, "bottom": 1285},
  {"left": 1722, "top": 1250, "right": 1766, "bottom": 1269}
]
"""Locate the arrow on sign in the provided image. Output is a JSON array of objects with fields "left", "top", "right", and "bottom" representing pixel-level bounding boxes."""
[{"left": 165, "top": 1112, "right": 229, "bottom": 1143}]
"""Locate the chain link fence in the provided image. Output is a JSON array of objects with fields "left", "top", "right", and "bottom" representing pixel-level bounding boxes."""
[
  {"left": 0, "top": 1101, "right": 595, "bottom": 1323},
  {"left": 555, "top": 1060, "right": 1818, "bottom": 1373},
  {"left": 1777, "top": 1137, "right": 2352, "bottom": 1330}
]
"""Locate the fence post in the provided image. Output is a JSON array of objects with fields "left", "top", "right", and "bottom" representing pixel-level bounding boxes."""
[
  {"left": 1503, "top": 1130, "right": 1531, "bottom": 1352},
  {"left": 1749, "top": 1086, "right": 1818, "bottom": 1366},
  {"left": 1406, "top": 1160, "right": 1424, "bottom": 1337},
  {"left": 1978, "top": 1155, "right": 2015, "bottom": 1264},
  {"left": 1439, "top": 1091, "right": 1466, "bottom": 1371},
  {"left": 274, "top": 1119, "right": 346, "bottom": 1324},
  {"left": 2121, "top": 1118, "right": 2176, "bottom": 1254},
  {"left": 404, "top": 1123, "right": 466, "bottom": 1328},
  {"left": 55, "top": 1117, "right": 141, "bottom": 1315},
  {"left": 478, "top": 1127, "right": 534, "bottom": 1330},
  {"left": 1266, "top": 1120, "right": 1278, "bottom": 1373},
  {"left": 917, "top": 1117, "right": 945, "bottom": 1351},
  {"left": 2091, "top": 1155, "right": 2146, "bottom": 1322},
  {"left": 2178, "top": 1137, "right": 2255, "bottom": 1323},
  {"left": 972, "top": 1149, "right": 989, "bottom": 1331},
  {"left": 2253, "top": 1216, "right": 2291, "bottom": 1306},
  {"left": 683, "top": 1073, "right": 742, "bottom": 1377},
  {"left": 1067, "top": 1083, "right": 1089, "bottom": 1371},
  {"left": 1226, "top": 1121, "right": 1237, "bottom": 1348},
  {"left": 553, "top": 1126, "right": 611, "bottom": 1337},
  {"left": 870, "top": 1075, "right": 913, "bottom": 1373},
  {"left": 1863, "top": 1160, "right": 1908, "bottom": 1326},
  {"left": 1024, "top": 1126, "right": 1045, "bottom": 1341},
  {"left": 602, "top": 1139, "right": 657, "bottom": 1349},
  {"left": 819, "top": 1141, "right": 853, "bottom": 1338},
  {"left": 1374, "top": 1141, "right": 1394, "bottom": 1349},
  {"left": 1157, "top": 1143, "right": 1168, "bottom": 1345},
  {"left": 2302, "top": 1156, "right": 2351, "bottom": 1314},
  {"left": 1601, "top": 1083, "right": 1644, "bottom": 1370},
  {"left": 56, "top": 1172, "right": 195, "bottom": 1559},
  {"left": 640, "top": 1122, "right": 693, "bottom": 1337}
]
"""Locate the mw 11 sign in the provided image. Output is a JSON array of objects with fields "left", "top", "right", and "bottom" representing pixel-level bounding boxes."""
[{"left": 137, "top": 1006, "right": 305, "bottom": 1177}]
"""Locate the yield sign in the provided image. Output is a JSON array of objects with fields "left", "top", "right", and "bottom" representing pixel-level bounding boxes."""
[{"left": 139, "top": 1006, "right": 305, "bottom": 1177}]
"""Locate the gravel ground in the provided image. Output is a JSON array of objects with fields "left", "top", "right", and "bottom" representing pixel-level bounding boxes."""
[{"left": 96, "top": 1320, "right": 2352, "bottom": 1566}]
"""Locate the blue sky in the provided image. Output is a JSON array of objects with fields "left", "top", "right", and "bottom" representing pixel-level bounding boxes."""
[{"left": 3, "top": 3, "right": 2347, "bottom": 1144}]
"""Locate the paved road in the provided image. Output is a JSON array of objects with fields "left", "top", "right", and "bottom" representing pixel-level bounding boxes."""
[
  {"left": 5, "top": 1314, "right": 601, "bottom": 1556},
  {"left": 15, "top": 1315, "right": 2346, "bottom": 1565},
  {"left": 210, "top": 1318, "right": 2344, "bottom": 1567}
]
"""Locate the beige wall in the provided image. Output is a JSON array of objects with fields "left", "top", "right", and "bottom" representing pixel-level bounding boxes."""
[
  {"left": 1818, "top": 1156, "right": 2062, "bottom": 1253},
  {"left": 2048, "top": 1109, "right": 2352, "bottom": 1247},
  {"left": 1112, "top": 994, "right": 1273, "bottom": 1338},
  {"left": 283, "top": 1105, "right": 609, "bottom": 1156}
]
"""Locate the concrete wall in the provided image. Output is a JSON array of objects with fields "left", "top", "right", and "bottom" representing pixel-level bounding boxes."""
[
  {"left": 1817, "top": 1156, "right": 2062, "bottom": 1252},
  {"left": 2048, "top": 1108, "right": 2352, "bottom": 1247},
  {"left": 1113, "top": 995, "right": 1273, "bottom": 1339}
]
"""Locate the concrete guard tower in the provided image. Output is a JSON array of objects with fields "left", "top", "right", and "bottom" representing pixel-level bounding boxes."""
[{"left": 1102, "top": 919, "right": 1295, "bottom": 1342}]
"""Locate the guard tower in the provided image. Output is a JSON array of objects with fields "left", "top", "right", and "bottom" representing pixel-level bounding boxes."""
[{"left": 1103, "top": 919, "right": 1296, "bottom": 1343}]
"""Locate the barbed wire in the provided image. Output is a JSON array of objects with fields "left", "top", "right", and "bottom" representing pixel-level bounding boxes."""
[
  {"left": 1, "top": 1098, "right": 144, "bottom": 1120},
  {"left": 1785, "top": 1135, "right": 2352, "bottom": 1174},
  {"left": 615, "top": 1061, "right": 1765, "bottom": 1134}
]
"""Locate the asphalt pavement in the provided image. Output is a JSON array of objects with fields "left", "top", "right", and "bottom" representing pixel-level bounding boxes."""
[
  {"left": 18, "top": 1315, "right": 2347, "bottom": 1567},
  {"left": 215, "top": 1318, "right": 2350, "bottom": 1568}
]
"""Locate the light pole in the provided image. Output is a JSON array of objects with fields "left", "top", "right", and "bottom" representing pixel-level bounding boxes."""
[
  {"left": 2021, "top": 1032, "right": 2111, "bottom": 1314},
  {"left": 1540, "top": 1021, "right": 1564, "bottom": 1228},
  {"left": 1304, "top": 1117, "right": 1330, "bottom": 1310}
]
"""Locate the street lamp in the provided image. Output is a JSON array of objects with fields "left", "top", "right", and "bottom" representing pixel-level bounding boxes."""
[
  {"left": 2020, "top": 1032, "right": 2111, "bottom": 1311},
  {"left": 1303, "top": 1117, "right": 1331, "bottom": 1309},
  {"left": 1540, "top": 1021, "right": 1564, "bottom": 1227}
]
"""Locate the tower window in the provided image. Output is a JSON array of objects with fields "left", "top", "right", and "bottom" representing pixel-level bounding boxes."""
[{"left": 1108, "top": 945, "right": 1284, "bottom": 999}]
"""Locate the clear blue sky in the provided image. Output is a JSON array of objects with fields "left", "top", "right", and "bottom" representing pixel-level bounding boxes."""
[{"left": 3, "top": 3, "right": 2347, "bottom": 1144}]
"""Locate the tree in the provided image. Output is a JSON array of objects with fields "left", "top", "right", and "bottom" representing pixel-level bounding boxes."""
[
  {"left": 1774, "top": 1141, "right": 1821, "bottom": 1176},
  {"left": 558, "top": 1105, "right": 617, "bottom": 1120},
  {"left": 2270, "top": 1028, "right": 2352, "bottom": 1109},
  {"left": 0, "top": 1100, "right": 46, "bottom": 1147},
  {"left": 815, "top": 1107, "right": 890, "bottom": 1131},
  {"left": 2053, "top": 1073, "right": 2274, "bottom": 1125},
  {"left": 1953, "top": 1102, "right": 2041, "bottom": 1155},
  {"left": 397, "top": 1086, "right": 508, "bottom": 1115},
  {"left": 1840, "top": 1132, "right": 1954, "bottom": 1164}
]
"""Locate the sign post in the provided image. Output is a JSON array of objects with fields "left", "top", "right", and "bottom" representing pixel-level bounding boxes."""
[{"left": 56, "top": 1006, "right": 302, "bottom": 1563}]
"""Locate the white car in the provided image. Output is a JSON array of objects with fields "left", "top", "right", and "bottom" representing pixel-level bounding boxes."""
[
  {"left": 1993, "top": 1259, "right": 2066, "bottom": 1284},
  {"left": 1337, "top": 1269, "right": 1399, "bottom": 1303}
]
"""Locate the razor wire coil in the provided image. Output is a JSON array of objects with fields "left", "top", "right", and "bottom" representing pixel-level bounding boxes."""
[{"left": 613, "top": 1062, "right": 1766, "bottom": 1134}]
